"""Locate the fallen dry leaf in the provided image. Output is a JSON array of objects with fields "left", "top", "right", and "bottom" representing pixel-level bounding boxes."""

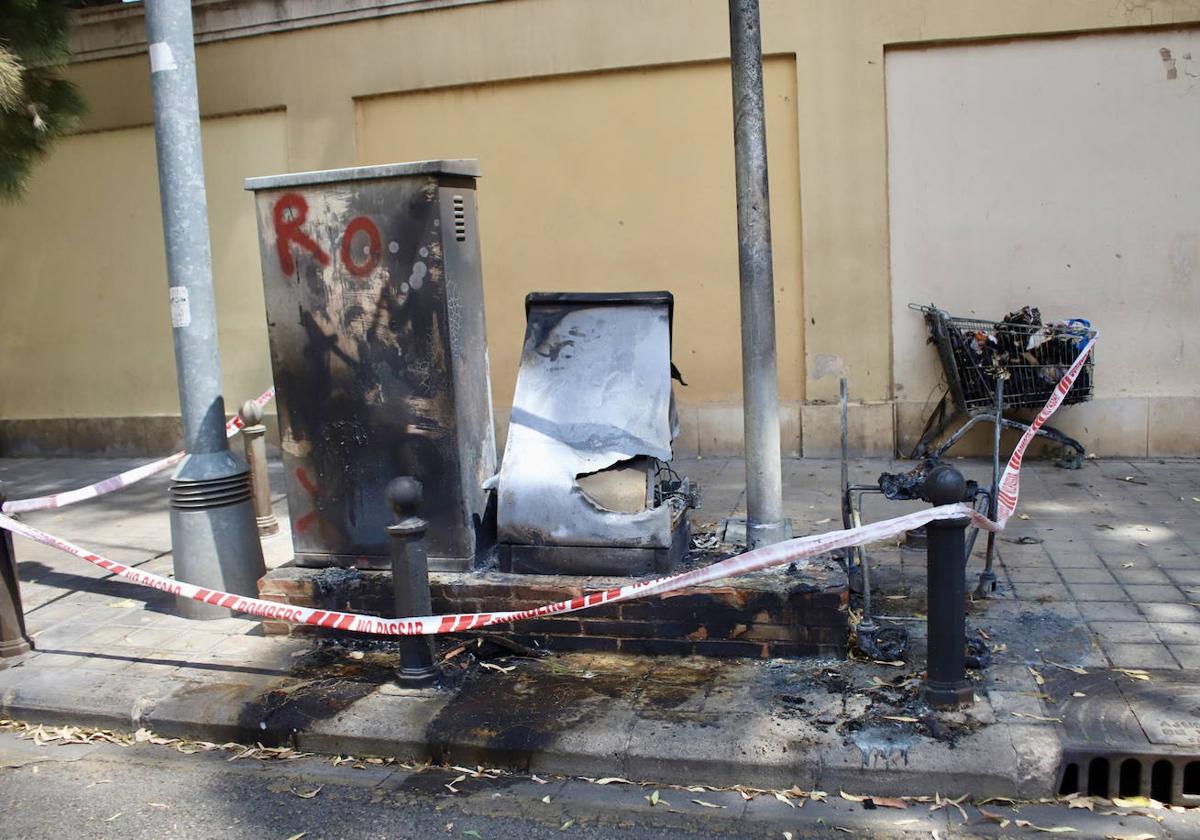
[
  {"left": 840, "top": 791, "right": 868, "bottom": 802},
  {"left": 1113, "top": 668, "right": 1152, "bottom": 682},
  {"left": 691, "top": 799, "right": 725, "bottom": 809},
  {"left": 979, "top": 807, "right": 1011, "bottom": 828},
  {"left": 872, "top": 796, "right": 908, "bottom": 810},
  {"left": 479, "top": 662, "right": 515, "bottom": 674},
  {"left": 291, "top": 785, "right": 322, "bottom": 799},
  {"left": 592, "top": 777, "right": 634, "bottom": 786},
  {"left": 1047, "top": 661, "right": 1088, "bottom": 675},
  {"left": 647, "top": 789, "right": 660, "bottom": 806},
  {"left": 1014, "top": 820, "right": 1076, "bottom": 833},
  {"left": 1029, "top": 666, "right": 1046, "bottom": 686},
  {"left": 1110, "top": 796, "right": 1154, "bottom": 808},
  {"left": 929, "top": 793, "right": 969, "bottom": 822},
  {"left": 1011, "top": 712, "right": 1064, "bottom": 723},
  {"left": 283, "top": 834, "right": 306, "bottom": 840}
]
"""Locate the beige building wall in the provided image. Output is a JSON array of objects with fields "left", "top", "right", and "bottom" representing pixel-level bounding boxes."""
[
  {"left": 888, "top": 28, "right": 1200, "bottom": 457},
  {"left": 354, "top": 58, "right": 803, "bottom": 455},
  {"left": 1, "top": 0, "right": 1198, "bottom": 457},
  {"left": 0, "top": 110, "right": 285, "bottom": 453}
]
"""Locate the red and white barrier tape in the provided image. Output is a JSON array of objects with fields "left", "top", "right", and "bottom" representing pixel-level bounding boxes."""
[
  {"left": 0, "top": 503, "right": 981, "bottom": 636},
  {"left": 1, "top": 387, "right": 275, "bottom": 515},
  {"left": 0, "top": 337, "right": 1094, "bottom": 635}
]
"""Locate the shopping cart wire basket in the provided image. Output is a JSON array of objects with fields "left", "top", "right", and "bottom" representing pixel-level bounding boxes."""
[{"left": 908, "top": 303, "right": 1097, "bottom": 468}]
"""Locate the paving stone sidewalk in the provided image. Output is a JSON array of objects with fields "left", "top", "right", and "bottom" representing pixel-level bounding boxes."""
[{"left": 0, "top": 454, "right": 1197, "bottom": 799}]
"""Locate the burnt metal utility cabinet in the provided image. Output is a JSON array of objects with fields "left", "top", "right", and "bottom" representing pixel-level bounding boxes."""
[
  {"left": 245, "top": 160, "right": 496, "bottom": 571},
  {"left": 496, "top": 292, "right": 695, "bottom": 575}
]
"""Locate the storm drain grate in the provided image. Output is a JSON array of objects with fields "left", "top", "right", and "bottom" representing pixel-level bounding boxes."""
[
  {"left": 1058, "top": 750, "right": 1200, "bottom": 805},
  {"left": 1047, "top": 669, "right": 1200, "bottom": 806}
]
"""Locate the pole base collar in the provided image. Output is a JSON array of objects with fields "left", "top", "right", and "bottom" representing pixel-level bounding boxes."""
[{"left": 924, "top": 680, "right": 974, "bottom": 709}]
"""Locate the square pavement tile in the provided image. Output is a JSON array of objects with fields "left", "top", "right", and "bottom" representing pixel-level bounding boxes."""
[
  {"left": 1058, "top": 568, "right": 1118, "bottom": 585},
  {"left": 1138, "top": 602, "right": 1200, "bottom": 623},
  {"left": 1112, "top": 568, "right": 1172, "bottom": 585},
  {"left": 1012, "top": 582, "right": 1072, "bottom": 602},
  {"left": 1149, "top": 623, "right": 1200, "bottom": 645},
  {"left": 1088, "top": 621, "right": 1160, "bottom": 643},
  {"left": 1103, "top": 642, "right": 1178, "bottom": 669},
  {"left": 1166, "top": 645, "right": 1200, "bottom": 669},
  {"left": 1166, "top": 569, "right": 1200, "bottom": 585},
  {"left": 1078, "top": 602, "right": 1143, "bottom": 621},
  {"left": 1047, "top": 553, "right": 1106, "bottom": 569},
  {"left": 1124, "top": 584, "right": 1187, "bottom": 603},
  {"left": 1006, "top": 568, "right": 1063, "bottom": 584},
  {"left": 1149, "top": 554, "right": 1199, "bottom": 570},
  {"left": 1067, "top": 583, "right": 1127, "bottom": 602}
]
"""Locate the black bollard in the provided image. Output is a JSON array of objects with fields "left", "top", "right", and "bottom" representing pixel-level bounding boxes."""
[
  {"left": 0, "top": 484, "right": 34, "bottom": 661},
  {"left": 386, "top": 477, "right": 438, "bottom": 687},
  {"left": 923, "top": 464, "right": 973, "bottom": 709}
]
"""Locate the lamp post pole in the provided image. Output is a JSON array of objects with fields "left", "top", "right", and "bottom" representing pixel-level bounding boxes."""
[
  {"left": 728, "top": 0, "right": 788, "bottom": 549},
  {"left": 145, "top": 0, "right": 264, "bottom": 618}
]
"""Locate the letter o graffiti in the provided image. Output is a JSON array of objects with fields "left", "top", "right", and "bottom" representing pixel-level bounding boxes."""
[{"left": 340, "top": 216, "right": 382, "bottom": 277}]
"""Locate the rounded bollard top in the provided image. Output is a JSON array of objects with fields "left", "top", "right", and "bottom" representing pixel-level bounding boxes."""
[
  {"left": 386, "top": 476, "right": 424, "bottom": 519},
  {"left": 239, "top": 400, "right": 264, "bottom": 427},
  {"left": 925, "top": 464, "right": 967, "bottom": 506}
]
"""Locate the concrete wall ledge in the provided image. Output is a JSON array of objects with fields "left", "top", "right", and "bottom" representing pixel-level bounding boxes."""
[
  {"left": 70, "top": 0, "right": 497, "bottom": 63},
  {"left": 4, "top": 396, "right": 1195, "bottom": 459}
]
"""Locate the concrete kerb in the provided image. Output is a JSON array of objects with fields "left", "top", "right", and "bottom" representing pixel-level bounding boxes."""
[{"left": 0, "top": 658, "right": 1063, "bottom": 800}]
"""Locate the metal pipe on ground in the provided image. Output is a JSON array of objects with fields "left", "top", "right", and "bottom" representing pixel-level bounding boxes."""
[
  {"left": 238, "top": 401, "right": 279, "bottom": 537},
  {"left": 728, "top": 0, "right": 788, "bottom": 549},
  {"left": 145, "top": 0, "right": 264, "bottom": 619},
  {"left": 975, "top": 377, "right": 1004, "bottom": 596},
  {"left": 0, "top": 485, "right": 33, "bottom": 661}
]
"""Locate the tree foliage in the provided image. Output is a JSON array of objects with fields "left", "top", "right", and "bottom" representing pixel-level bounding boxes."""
[{"left": 0, "top": 0, "right": 85, "bottom": 200}]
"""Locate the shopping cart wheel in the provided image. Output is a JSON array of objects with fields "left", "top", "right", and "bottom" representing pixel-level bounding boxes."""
[{"left": 1054, "top": 448, "right": 1084, "bottom": 470}]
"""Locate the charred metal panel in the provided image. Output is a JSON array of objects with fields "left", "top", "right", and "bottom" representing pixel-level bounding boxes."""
[
  {"left": 245, "top": 161, "right": 496, "bottom": 571},
  {"left": 496, "top": 292, "right": 690, "bottom": 575}
]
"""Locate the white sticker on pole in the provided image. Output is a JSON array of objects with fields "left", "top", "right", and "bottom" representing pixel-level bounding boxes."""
[
  {"left": 169, "top": 286, "right": 191, "bottom": 328},
  {"left": 148, "top": 42, "right": 177, "bottom": 73}
]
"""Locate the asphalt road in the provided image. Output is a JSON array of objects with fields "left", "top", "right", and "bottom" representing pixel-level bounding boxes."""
[{"left": 0, "top": 730, "right": 1193, "bottom": 839}]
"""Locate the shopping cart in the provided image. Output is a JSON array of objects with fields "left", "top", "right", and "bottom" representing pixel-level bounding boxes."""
[
  {"left": 904, "top": 303, "right": 1096, "bottom": 598},
  {"left": 907, "top": 303, "right": 1096, "bottom": 469}
]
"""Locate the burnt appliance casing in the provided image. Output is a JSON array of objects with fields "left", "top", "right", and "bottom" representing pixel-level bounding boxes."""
[
  {"left": 496, "top": 292, "right": 692, "bottom": 575},
  {"left": 245, "top": 160, "right": 496, "bottom": 571}
]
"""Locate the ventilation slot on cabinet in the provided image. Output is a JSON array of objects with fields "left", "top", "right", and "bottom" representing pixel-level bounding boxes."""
[{"left": 453, "top": 195, "right": 467, "bottom": 241}]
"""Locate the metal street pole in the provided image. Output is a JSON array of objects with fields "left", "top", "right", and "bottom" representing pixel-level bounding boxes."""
[
  {"left": 145, "top": 0, "right": 264, "bottom": 619},
  {"left": 728, "top": 0, "right": 788, "bottom": 548}
]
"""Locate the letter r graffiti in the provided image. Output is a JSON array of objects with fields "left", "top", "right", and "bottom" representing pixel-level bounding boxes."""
[{"left": 273, "top": 192, "right": 330, "bottom": 274}]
